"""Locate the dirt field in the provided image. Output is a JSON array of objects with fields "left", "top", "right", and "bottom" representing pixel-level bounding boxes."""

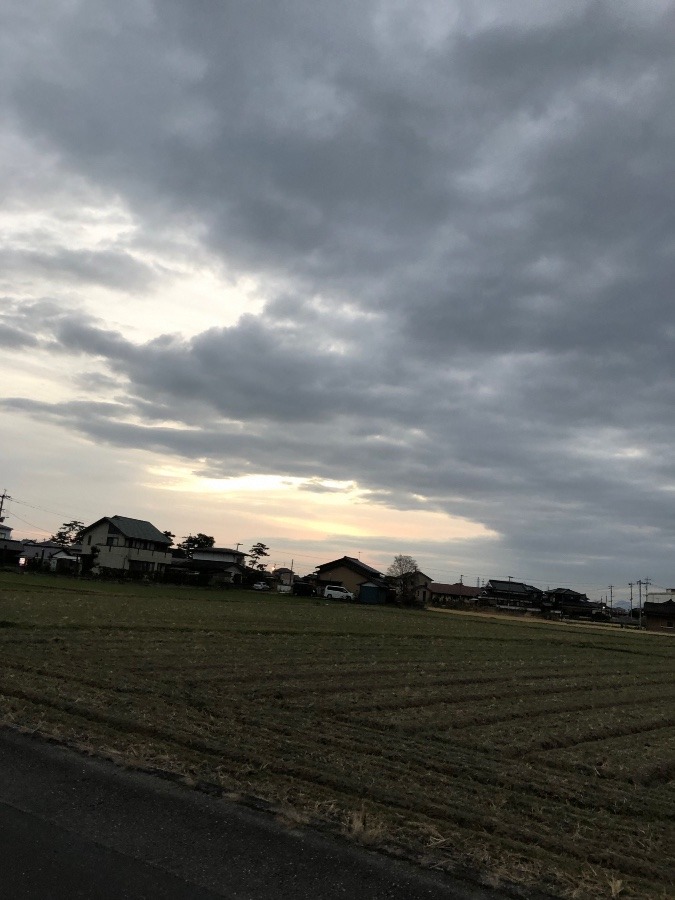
[{"left": 0, "top": 572, "right": 673, "bottom": 899}]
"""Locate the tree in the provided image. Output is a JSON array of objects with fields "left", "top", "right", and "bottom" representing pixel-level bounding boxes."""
[
  {"left": 387, "top": 554, "right": 420, "bottom": 606},
  {"left": 51, "top": 520, "right": 85, "bottom": 546},
  {"left": 163, "top": 531, "right": 175, "bottom": 547},
  {"left": 248, "top": 542, "right": 270, "bottom": 571},
  {"left": 178, "top": 533, "right": 215, "bottom": 553}
]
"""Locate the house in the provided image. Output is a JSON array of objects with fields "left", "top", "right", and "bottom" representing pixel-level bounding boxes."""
[
  {"left": 20, "top": 540, "right": 82, "bottom": 570},
  {"left": 543, "top": 588, "right": 593, "bottom": 619},
  {"left": 315, "top": 556, "right": 389, "bottom": 603},
  {"left": 21, "top": 539, "right": 63, "bottom": 563},
  {"left": 271, "top": 567, "right": 295, "bottom": 594},
  {"left": 479, "top": 579, "right": 544, "bottom": 611},
  {"left": 79, "top": 515, "right": 172, "bottom": 576},
  {"left": 48, "top": 548, "right": 81, "bottom": 574},
  {"left": 413, "top": 571, "right": 433, "bottom": 605},
  {"left": 0, "top": 538, "right": 24, "bottom": 567},
  {"left": 188, "top": 547, "right": 247, "bottom": 583},
  {"left": 427, "top": 582, "right": 481, "bottom": 608},
  {"left": 273, "top": 567, "right": 294, "bottom": 586},
  {"left": 358, "top": 578, "right": 390, "bottom": 604},
  {"left": 190, "top": 547, "right": 246, "bottom": 566},
  {"left": 169, "top": 546, "right": 248, "bottom": 586},
  {"left": 644, "top": 591, "right": 675, "bottom": 633},
  {"left": 387, "top": 569, "right": 432, "bottom": 606},
  {"left": 0, "top": 523, "right": 24, "bottom": 567}
]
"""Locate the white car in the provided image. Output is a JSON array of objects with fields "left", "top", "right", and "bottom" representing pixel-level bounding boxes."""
[
  {"left": 252, "top": 581, "right": 270, "bottom": 591},
  {"left": 323, "top": 585, "right": 354, "bottom": 600}
]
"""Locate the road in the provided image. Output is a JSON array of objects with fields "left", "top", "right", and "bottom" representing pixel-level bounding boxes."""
[{"left": 0, "top": 727, "right": 506, "bottom": 899}]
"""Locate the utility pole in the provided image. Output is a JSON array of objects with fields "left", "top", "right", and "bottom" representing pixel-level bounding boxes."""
[
  {"left": 637, "top": 580, "right": 642, "bottom": 628},
  {"left": 628, "top": 582, "right": 634, "bottom": 615},
  {"left": 0, "top": 490, "right": 10, "bottom": 522},
  {"left": 608, "top": 585, "right": 613, "bottom": 616},
  {"left": 642, "top": 577, "right": 651, "bottom": 629}
]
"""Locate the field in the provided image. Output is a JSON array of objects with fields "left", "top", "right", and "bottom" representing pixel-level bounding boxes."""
[{"left": 0, "top": 573, "right": 673, "bottom": 899}]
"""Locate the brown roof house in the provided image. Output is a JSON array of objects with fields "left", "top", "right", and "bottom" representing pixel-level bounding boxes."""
[
  {"left": 427, "top": 582, "right": 481, "bottom": 608},
  {"left": 643, "top": 591, "right": 675, "bottom": 633},
  {"left": 315, "top": 556, "right": 389, "bottom": 604},
  {"left": 80, "top": 515, "right": 172, "bottom": 577}
]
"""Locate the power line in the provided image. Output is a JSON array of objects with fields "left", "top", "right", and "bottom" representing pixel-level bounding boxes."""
[
  {"left": 6, "top": 511, "right": 52, "bottom": 536},
  {"left": 9, "top": 496, "right": 81, "bottom": 520}
]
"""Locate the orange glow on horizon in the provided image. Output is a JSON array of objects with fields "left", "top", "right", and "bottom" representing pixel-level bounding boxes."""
[{"left": 146, "top": 465, "right": 498, "bottom": 546}]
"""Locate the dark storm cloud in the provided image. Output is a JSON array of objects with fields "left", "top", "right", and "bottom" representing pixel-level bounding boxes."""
[
  {"left": 0, "top": 301, "right": 134, "bottom": 361},
  {"left": 5, "top": 1, "right": 675, "bottom": 586}
]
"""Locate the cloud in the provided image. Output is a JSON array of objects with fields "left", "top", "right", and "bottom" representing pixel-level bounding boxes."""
[
  {"left": 0, "top": 322, "right": 39, "bottom": 349},
  {"left": 0, "top": 247, "right": 158, "bottom": 293},
  {"left": 3, "top": 1, "right": 675, "bottom": 590}
]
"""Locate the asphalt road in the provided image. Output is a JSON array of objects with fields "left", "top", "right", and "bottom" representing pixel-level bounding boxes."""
[{"left": 0, "top": 727, "right": 506, "bottom": 900}]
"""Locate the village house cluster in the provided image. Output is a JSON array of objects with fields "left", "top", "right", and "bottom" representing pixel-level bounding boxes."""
[{"left": 1, "top": 514, "right": 673, "bottom": 634}]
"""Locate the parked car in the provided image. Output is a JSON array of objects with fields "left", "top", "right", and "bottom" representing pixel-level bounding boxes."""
[
  {"left": 252, "top": 581, "right": 270, "bottom": 591},
  {"left": 292, "top": 582, "right": 316, "bottom": 597},
  {"left": 323, "top": 585, "right": 354, "bottom": 600}
]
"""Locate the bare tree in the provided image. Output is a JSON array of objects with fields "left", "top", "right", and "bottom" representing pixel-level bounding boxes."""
[{"left": 387, "top": 554, "right": 420, "bottom": 606}]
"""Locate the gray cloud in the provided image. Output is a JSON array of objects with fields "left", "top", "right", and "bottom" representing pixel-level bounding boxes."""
[
  {"left": 4, "top": 1, "right": 675, "bottom": 590},
  {"left": 0, "top": 323, "right": 39, "bottom": 349},
  {"left": 0, "top": 247, "right": 158, "bottom": 293}
]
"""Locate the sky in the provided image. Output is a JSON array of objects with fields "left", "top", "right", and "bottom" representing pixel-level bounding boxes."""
[{"left": 2, "top": 1, "right": 675, "bottom": 600}]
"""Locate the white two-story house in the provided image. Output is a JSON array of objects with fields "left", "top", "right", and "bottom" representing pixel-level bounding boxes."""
[{"left": 80, "top": 515, "right": 172, "bottom": 576}]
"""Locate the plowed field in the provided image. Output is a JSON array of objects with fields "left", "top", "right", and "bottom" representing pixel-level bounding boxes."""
[{"left": 0, "top": 573, "right": 672, "bottom": 899}]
